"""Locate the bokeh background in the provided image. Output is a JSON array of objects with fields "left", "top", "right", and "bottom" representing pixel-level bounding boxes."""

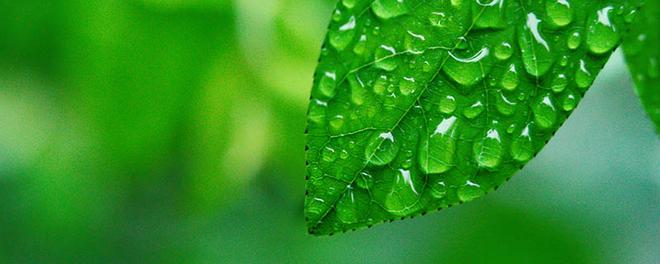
[{"left": 0, "top": 0, "right": 658, "bottom": 263}]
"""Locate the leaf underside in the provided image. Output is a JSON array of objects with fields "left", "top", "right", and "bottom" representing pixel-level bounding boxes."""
[
  {"left": 622, "top": 0, "right": 659, "bottom": 132},
  {"left": 305, "top": 0, "right": 640, "bottom": 236}
]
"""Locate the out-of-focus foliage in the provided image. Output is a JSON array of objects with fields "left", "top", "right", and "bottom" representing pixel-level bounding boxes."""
[
  {"left": 0, "top": 0, "right": 658, "bottom": 263},
  {"left": 622, "top": 0, "right": 660, "bottom": 132}
]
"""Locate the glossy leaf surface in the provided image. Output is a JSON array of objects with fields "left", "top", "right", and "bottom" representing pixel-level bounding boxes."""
[{"left": 305, "top": 0, "right": 640, "bottom": 235}]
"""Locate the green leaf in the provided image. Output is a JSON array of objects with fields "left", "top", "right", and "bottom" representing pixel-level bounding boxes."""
[
  {"left": 305, "top": 0, "right": 639, "bottom": 235},
  {"left": 622, "top": 0, "right": 660, "bottom": 132}
]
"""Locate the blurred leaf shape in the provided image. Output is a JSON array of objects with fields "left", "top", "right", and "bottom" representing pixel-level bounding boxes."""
[
  {"left": 622, "top": 0, "right": 659, "bottom": 132},
  {"left": 304, "top": 0, "right": 641, "bottom": 235}
]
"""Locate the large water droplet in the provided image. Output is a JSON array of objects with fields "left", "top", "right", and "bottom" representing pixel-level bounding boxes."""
[
  {"left": 545, "top": 0, "right": 573, "bottom": 27},
  {"left": 372, "top": 0, "right": 410, "bottom": 19},
  {"left": 519, "top": 13, "right": 554, "bottom": 77},
  {"left": 444, "top": 47, "right": 491, "bottom": 86},
  {"left": 373, "top": 168, "right": 424, "bottom": 216},
  {"left": 375, "top": 45, "right": 400, "bottom": 71},
  {"left": 364, "top": 131, "right": 400, "bottom": 166},
  {"left": 329, "top": 16, "right": 357, "bottom": 51},
  {"left": 473, "top": 127, "right": 503, "bottom": 168},
  {"left": 336, "top": 186, "right": 369, "bottom": 224},
  {"left": 418, "top": 117, "right": 457, "bottom": 174},
  {"left": 586, "top": 6, "right": 620, "bottom": 55}
]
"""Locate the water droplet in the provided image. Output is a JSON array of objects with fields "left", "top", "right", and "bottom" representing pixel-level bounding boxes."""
[
  {"left": 473, "top": 0, "right": 506, "bottom": 29},
  {"left": 336, "top": 186, "right": 369, "bottom": 224},
  {"left": 356, "top": 171, "right": 374, "bottom": 189},
  {"left": 458, "top": 181, "right": 485, "bottom": 202},
  {"left": 567, "top": 30, "right": 581, "bottom": 50},
  {"left": 551, "top": 73, "right": 568, "bottom": 93},
  {"left": 329, "top": 115, "right": 346, "bottom": 132},
  {"left": 511, "top": 124, "right": 534, "bottom": 162},
  {"left": 373, "top": 168, "right": 423, "bottom": 216},
  {"left": 373, "top": 74, "right": 388, "bottom": 95},
  {"left": 546, "top": 0, "right": 573, "bottom": 27},
  {"left": 375, "top": 44, "right": 400, "bottom": 71},
  {"left": 473, "top": 127, "right": 503, "bottom": 168},
  {"left": 494, "top": 42, "right": 513, "bottom": 60},
  {"left": 308, "top": 99, "right": 328, "bottom": 124},
  {"left": 322, "top": 146, "right": 337, "bottom": 162},
  {"left": 561, "top": 91, "right": 579, "bottom": 111},
  {"left": 532, "top": 94, "right": 557, "bottom": 129},
  {"left": 463, "top": 101, "right": 485, "bottom": 119},
  {"left": 519, "top": 13, "right": 554, "bottom": 77},
  {"left": 586, "top": 6, "right": 620, "bottom": 55},
  {"left": 342, "top": 0, "right": 357, "bottom": 9},
  {"left": 501, "top": 64, "right": 519, "bottom": 91},
  {"left": 399, "top": 76, "right": 417, "bottom": 96},
  {"left": 444, "top": 47, "right": 491, "bottom": 86},
  {"left": 429, "top": 11, "right": 448, "bottom": 28},
  {"left": 353, "top": 34, "right": 368, "bottom": 55},
  {"left": 575, "top": 59, "right": 593, "bottom": 90},
  {"left": 315, "top": 71, "right": 337, "bottom": 99},
  {"left": 496, "top": 93, "right": 516, "bottom": 116},
  {"left": 348, "top": 75, "right": 367, "bottom": 105},
  {"left": 439, "top": 95, "right": 457, "bottom": 114},
  {"left": 372, "top": 0, "right": 410, "bottom": 20},
  {"left": 404, "top": 30, "right": 427, "bottom": 53},
  {"left": 430, "top": 180, "right": 447, "bottom": 199},
  {"left": 418, "top": 117, "right": 457, "bottom": 174},
  {"left": 329, "top": 16, "right": 357, "bottom": 51},
  {"left": 364, "top": 131, "right": 400, "bottom": 166}
]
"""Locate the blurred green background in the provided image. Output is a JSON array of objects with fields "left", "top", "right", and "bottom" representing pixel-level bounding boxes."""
[{"left": 0, "top": 0, "right": 658, "bottom": 263}]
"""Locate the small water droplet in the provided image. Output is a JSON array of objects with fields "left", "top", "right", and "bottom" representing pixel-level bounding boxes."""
[
  {"left": 494, "top": 42, "right": 513, "bottom": 60},
  {"left": 511, "top": 124, "right": 534, "bottom": 162},
  {"left": 567, "top": 30, "right": 581, "bottom": 50},
  {"left": 458, "top": 181, "right": 485, "bottom": 202},
  {"left": 501, "top": 64, "right": 519, "bottom": 91},
  {"left": 439, "top": 95, "right": 457, "bottom": 114},
  {"left": 561, "top": 91, "right": 579, "bottom": 111},
  {"left": 474, "top": 127, "right": 503, "bottom": 169},
  {"left": 545, "top": 0, "right": 573, "bottom": 27},
  {"left": 551, "top": 73, "right": 568, "bottom": 93},
  {"left": 463, "top": 101, "right": 485, "bottom": 119},
  {"left": 575, "top": 59, "right": 593, "bottom": 90},
  {"left": 532, "top": 94, "right": 557, "bottom": 129}
]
